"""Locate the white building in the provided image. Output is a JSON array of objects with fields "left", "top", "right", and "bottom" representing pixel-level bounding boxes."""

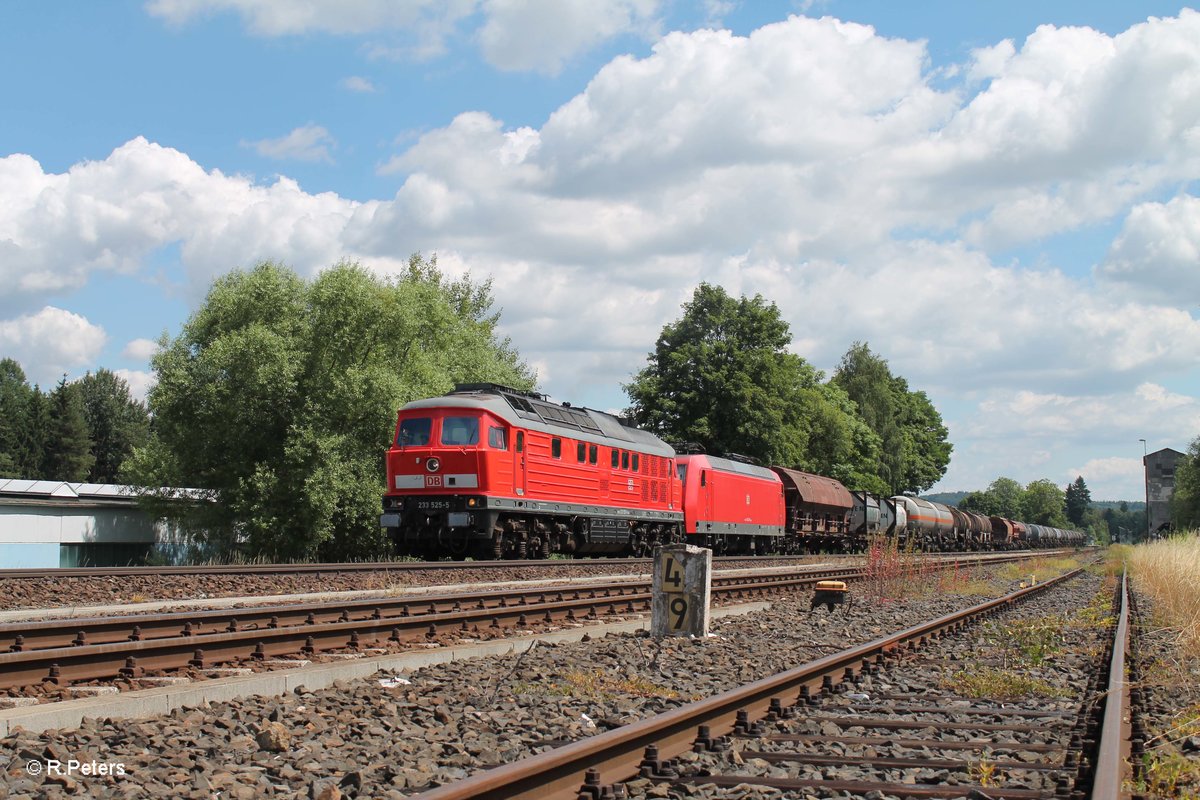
[{"left": 0, "top": 479, "right": 199, "bottom": 568}]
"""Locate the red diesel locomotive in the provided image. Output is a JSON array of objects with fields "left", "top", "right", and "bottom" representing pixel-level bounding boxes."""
[{"left": 380, "top": 384, "right": 683, "bottom": 559}]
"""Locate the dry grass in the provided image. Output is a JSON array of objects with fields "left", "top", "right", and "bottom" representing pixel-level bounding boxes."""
[
  {"left": 1127, "top": 534, "right": 1200, "bottom": 659},
  {"left": 863, "top": 533, "right": 933, "bottom": 600},
  {"left": 995, "top": 555, "right": 1080, "bottom": 584}
]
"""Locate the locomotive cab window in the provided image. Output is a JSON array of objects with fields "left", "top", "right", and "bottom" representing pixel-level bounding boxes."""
[
  {"left": 397, "top": 417, "right": 432, "bottom": 447},
  {"left": 676, "top": 463, "right": 688, "bottom": 484},
  {"left": 440, "top": 416, "right": 480, "bottom": 446},
  {"left": 516, "top": 431, "right": 524, "bottom": 452},
  {"left": 488, "top": 427, "right": 508, "bottom": 450},
  {"left": 577, "top": 442, "right": 586, "bottom": 462},
  {"left": 552, "top": 438, "right": 562, "bottom": 458}
]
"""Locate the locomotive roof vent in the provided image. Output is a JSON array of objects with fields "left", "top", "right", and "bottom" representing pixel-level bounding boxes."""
[
  {"left": 454, "top": 382, "right": 547, "bottom": 401},
  {"left": 722, "top": 452, "right": 761, "bottom": 465}
]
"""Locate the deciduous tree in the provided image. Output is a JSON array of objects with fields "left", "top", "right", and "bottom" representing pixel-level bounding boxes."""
[
  {"left": 1022, "top": 478, "right": 1067, "bottom": 526},
  {"left": 832, "top": 343, "right": 952, "bottom": 494},
  {"left": 124, "top": 257, "right": 534, "bottom": 560},
  {"left": 1172, "top": 436, "right": 1200, "bottom": 530},
  {"left": 625, "top": 283, "right": 815, "bottom": 468}
]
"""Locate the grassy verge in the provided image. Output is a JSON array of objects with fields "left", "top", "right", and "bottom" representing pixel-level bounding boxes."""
[{"left": 1127, "top": 534, "right": 1200, "bottom": 660}]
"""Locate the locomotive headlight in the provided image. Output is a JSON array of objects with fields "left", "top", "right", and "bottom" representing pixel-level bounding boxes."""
[{"left": 426, "top": 457, "right": 441, "bottom": 472}]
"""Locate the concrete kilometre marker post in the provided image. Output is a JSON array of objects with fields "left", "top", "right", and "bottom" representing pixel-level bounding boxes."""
[{"left": 651, "top": 544, "right": 712, "bottom": 637}]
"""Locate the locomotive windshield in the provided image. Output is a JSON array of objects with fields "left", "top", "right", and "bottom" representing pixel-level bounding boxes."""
[
  {"left": 397, "top": 417, "right": 432, "bottom": 447},
  {"left": 440, "top": 416, "right": 480, "bottom": 446}
]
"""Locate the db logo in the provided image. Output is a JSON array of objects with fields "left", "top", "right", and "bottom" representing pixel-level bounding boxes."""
[{"left": 425, "top": 475, "right": 443, "bottom": 487}]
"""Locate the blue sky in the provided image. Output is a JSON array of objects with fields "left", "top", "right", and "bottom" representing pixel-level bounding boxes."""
[{"left": 2, "top": 1, "right": 1198, "bottom": 501}]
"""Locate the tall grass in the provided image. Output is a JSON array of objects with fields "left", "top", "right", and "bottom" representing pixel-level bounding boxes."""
[{"left": 1127, "top": 534, "right": 1200, "bottom": 660}]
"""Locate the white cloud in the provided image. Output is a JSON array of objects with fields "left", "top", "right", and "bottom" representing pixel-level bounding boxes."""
[
  {"left": 115, "top": 368, "right": 157, "bottom": 403},
  {"left": 0, "top": 137, "right": 372, "bottom": 305},
  {"left": 145, "top": 0, "right": 656, "bottom": 70},
  {"left": 0, "top": 307, "right": 107, "bottom": 387},
  {"left": 959, "top": 384, "right": 1200, "bottom": 451},
  {"left": 7, "top": 10, "right": 1200, "bottom": 501},
  {"left": 341, "top": 75, "right": 377, "bottom": 93},
  {"left": 478, "top": 0, "right": 661, "bottom": 74},
  {"left": 145, "top": 0, "right": 469, "bottom": 36},
  {"left": 1066, "top": 456, "right": 1142, "bottom": 485},
  {"left": 1097, "top": 195, "right": 1200, "bottom": 304},
  {"left": 244, "top": 124, "right": 337, "bottom": 163},
  {"left": 121, "top": 338, "right": 160, "bottom": 360}
]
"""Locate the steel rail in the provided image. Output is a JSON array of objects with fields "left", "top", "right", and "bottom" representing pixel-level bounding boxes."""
[
  {"left": 0, "top": 548, "right": 1078, "bottom": 580},
  {"left": 1090, "top": 567, "right": 1131, "bottom": 799},
  {"left": 0, "top": 555, "right": 825, "bottom": 580},
  {"left": 414, "top": 567, "right": 1086, "bottom": 800},
  {"left": 0, "top": 568, "right": 869, "bottom": 690},
  {"left": 0, "top": 566, "right": 864, "bottom": 652}
]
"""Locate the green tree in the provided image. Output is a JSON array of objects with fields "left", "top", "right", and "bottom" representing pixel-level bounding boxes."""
[
  {"left": 43, "top": 376, "right": 95, "bottom": 481},
  {"left": 0, "top": 359, "right": 38, "bottom": 477},
  {"left": 1064, "top": 475, "right": 1092, "bottom": 526},
  {"left": 78, "top": 369, "right": 151, "bottom": 483},
  {"left": 625, "top": 283, "right": 815, "bottom": 467},
  {"left": 801, "top": 381, "right": 888, "bottom": 495},
  {"left": 1022, "top": 478, "right": 1067, "bottom": 526},
  {"left": 831, "top": 343, "right": 951, "bottom": 494},
  {"left": 892, "top": 379, "right": 953, "bottom": 493},
  {"left": 123, "top": 257, "right": 533, "bottom": 560},
  {"left": 988, "top": 477, "right": 1026, "bottom": 519},
  {"left": 1172, "top": 435, "right": 1200, "bottom": 529},
  {"left": 958, "top": 489, "right": 997, "bottom": 516}
]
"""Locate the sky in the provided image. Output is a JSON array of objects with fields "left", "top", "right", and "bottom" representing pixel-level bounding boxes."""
[{"left": 2, "top": 1, "right": 1198, "bottom": 502}]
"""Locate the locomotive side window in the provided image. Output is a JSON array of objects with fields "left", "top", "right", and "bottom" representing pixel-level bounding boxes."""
[
  {"left": 397, "top": 417, "right": 432, "bottom": 447},
  {"left": 488, "top": 427, "right": 508, "bottom": 450},
  {"left": 577, "top": 442, "right": 586, "bottom": 462},
  {"left": 632, "top": 453, "right": 639, "bottom": 472},
  {"left": 621, "top": 451, "right": 629, "bottom": 470},
  {"left": 611, "top": 449, "right": 619, "bottom": 468},
  {"left": 516, "top": 431, "right": 524, "bottom": 452},
  {"left": 589, "top": 445, "right": 597, "bottom": 464},
  {"left": 700, "top": 470, "right": 707, "bottom": 487},
  {"left": 440, "top": 417, "right": 480, "bottom": 446},
  {"left": 552, "top": 438, "right": 562, "bottom": 458},
  {"left": 676, "top": 463, "right": 688, "bottom": 483}
]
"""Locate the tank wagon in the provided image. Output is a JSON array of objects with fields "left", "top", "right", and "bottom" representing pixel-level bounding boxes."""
[{"left": 381, "top": 385, "right": 1087, "bottom": 559}]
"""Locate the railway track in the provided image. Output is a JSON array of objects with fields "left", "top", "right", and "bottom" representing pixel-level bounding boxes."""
[
  {"left": 0, "top": 555, "right": 833, "bottom": 581},
  {"left": 0, "top": 549, "right": 1070, "bottom": 581},
  {"left": 0, "top": 552, "right": 1053, "bottom": 693},
  {"left": 412, "top": 565, "right": 1132, "bottom": 800}
]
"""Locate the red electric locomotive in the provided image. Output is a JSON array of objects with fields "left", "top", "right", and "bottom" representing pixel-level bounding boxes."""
[
  {"left": 380, "top": 384, "right": 683, "bottom": 559},
  {"left": 674, "top": 453, "right": 785, "bottom": 554}
]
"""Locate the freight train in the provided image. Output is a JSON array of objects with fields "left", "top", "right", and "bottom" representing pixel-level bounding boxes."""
[{"left": 379, "top": 384, "right": 1085, "bottom": 559}]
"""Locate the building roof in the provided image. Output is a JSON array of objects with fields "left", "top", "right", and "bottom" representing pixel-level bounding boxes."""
[{"left": 0, "top": 479, "right": 206, "bottom": 507}]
